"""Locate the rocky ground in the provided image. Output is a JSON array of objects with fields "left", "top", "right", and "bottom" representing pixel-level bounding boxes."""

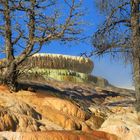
[{"left": 0, "top": 79, "right": 139, "bottom": 140}]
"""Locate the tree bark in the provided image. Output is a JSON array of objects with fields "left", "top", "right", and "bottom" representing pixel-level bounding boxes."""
[
  {"left": 131, "top": 0, "right": 140, "bottom": 111},
  {"left": 2, "top": 0, "right": 18, "bottom": 91},
  {"left": 4, "top": 0, "right": 14, "bottom": 61},
  {"left": 3, "top": 62, "right": 18, "bottom": 92}
]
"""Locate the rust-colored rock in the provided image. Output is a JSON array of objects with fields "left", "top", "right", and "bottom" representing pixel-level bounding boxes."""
[
  {"left": 0, "top": 106, "right": 43, "bottom": 132},
  {"left": 16, "top": 92, "right": 90, "bottom": 130},
  {"left": 92, "top": 131, "right": 120, "bottom": 140},
  {"left": 86, "top": 115, "right": 105, "bottom": 129},
  {"left": 0, "top": 83, "right": 136, "bottom": 140},
  {"left": 0, "top": 91, "right": 43, "bottom": 132},
  {"left": 0, "top": 131, "right": 120, "bottom": 140},
  {"left": 42, "top": 97, "right": 86, "bottom": 120}
]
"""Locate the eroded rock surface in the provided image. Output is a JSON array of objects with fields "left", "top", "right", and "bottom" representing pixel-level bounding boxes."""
[
  {"left": 0, "top": 82, "right": 137, "bottom": 140},
  {"left": 0, "top": 93, "right": 43, "bottom": 132},
  {"left": 0, "top": 131, "right": 120, "bottom": 140},
  {"left": 100, "top": 112, "right": 140, "bottom": 140},
  {"left": 15, "top": 91, "right": 90, "bottom": 131}
]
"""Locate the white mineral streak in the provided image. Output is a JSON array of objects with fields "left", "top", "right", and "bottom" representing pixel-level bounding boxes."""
[
  {"left": 33, "top": 53, "right": 89, "bottom": 63},
  {"left": 30, "top": 53, "right": 94, "bottom": 74}
]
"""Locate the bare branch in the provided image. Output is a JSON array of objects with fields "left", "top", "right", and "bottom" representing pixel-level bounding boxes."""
[{"left": 93, "top": 0, "right": 132, "bottom": 60}]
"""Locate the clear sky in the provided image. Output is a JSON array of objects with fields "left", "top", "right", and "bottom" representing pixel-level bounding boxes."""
[{"left": 39, "top": 0, "right": 133, "bottom": 89}]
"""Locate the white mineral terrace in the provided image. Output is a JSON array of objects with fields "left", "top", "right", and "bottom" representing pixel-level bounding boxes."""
[{"left": 33, "top": 53, "right": 91, "bottom": 63}]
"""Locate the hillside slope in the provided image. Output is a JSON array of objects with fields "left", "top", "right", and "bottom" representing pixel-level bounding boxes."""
[{"left": 0, "top": 79, "right": 139, "bottom": 140}]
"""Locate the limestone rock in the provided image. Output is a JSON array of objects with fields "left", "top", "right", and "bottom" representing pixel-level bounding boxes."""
[
  {"left": 15, "top": 90, "right": 90, "bottom": 131},
  {"left": 0, "top": 94, "right": 41, "bottom": 120},
  {"left": 88, "top": 75, "right": 110, "bottom": 87},
  {"left": 0, "top": 106, "right": 43, "bottom": 132},
  {"left": 0, "top": 83, "right": 136, "bottom": 140},
  {"left": 86, "top": 115, "right": 105, "bottom": 129},
  {"left": 100, "top": 112, "right": 140, "bottom": 140},
  {"left": 0, "top": 131, "right": 120, "bottom": 140},
  {"left": 42, "top": 97, "right": 86, "bottom": 120},
  {"left": 0, "top": 92, "right": 44, "bottom": 132},
  {"left": 37, "top": 97, "right": 89, "bottom": 130},
  {"left": 0, "top": 136, "right": 7, "bottom": 140}
]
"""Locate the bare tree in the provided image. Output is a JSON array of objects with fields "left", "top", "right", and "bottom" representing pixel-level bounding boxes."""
[
  {"left": 0, "top": 0, "right": 83, "bottom": 91},
  {"left": 93, "top": 0, "right": 140, "bottom": 111}
]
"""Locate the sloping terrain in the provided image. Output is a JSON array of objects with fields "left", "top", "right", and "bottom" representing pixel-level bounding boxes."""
[{"left": 0, "top": 79, "right": 139, "bottom": 140}]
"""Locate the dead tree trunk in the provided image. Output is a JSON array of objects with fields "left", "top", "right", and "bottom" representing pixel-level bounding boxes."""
[
  {"left": 3, "top": 62, "right": 18, "bottom": 92},
  {"left": 131, "top": 0, "right": 140, "bottom": 111},
  {"left": 3, "top": 0, "right": 17, "bottom": 91}
]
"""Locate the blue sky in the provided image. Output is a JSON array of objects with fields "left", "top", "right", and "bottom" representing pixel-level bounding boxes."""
[
  {"left": 0, "top": 0, "right": 132, "bottom": 89},
  {"left": 40, "top": 0, "right": 133, "bottom": 89}
]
